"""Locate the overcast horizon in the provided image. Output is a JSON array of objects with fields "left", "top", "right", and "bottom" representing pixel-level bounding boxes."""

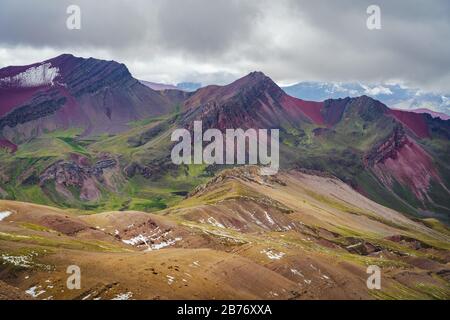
[{"left": 1, "top": 0, "right": 449, "bottom": 94}]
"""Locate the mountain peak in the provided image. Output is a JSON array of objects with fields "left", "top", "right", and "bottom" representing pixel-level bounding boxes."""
[
  {"left": 246, "top": 71, "right": 267, "bottom": 79},
  {"left": 52, "top": 53, "right": 75, "bottom": 60},
  {"left": 0, "top": 54, "right": 176, "bottom": 141},
  {"left": 225, "top": 71, "right": 283, "bottom": 98},
  {"left": 236, "top": 71, "right": 273, "bottom": 86}
]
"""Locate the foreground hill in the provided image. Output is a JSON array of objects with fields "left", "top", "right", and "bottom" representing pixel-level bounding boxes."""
[{"left": 0, "top": 167, "right": 448, "bottom": 300}]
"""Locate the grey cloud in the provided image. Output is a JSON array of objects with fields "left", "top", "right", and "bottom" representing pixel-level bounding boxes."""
[
  {"left": 0, "top": 0, "right": 152, "bottom": 49},
  {"left": 273, "top": 0, "right": 450, "bottom": 91},
  {"left": 157, "top": 0, "right": 260, "bottom": 56},
  {"left": 0, "top": 0, "right": 449, "bottom": 93}
]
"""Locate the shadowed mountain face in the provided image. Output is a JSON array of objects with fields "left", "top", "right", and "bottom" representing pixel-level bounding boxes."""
[
  {"left": 0, "top": 54, "right": 180, "bottom": 143},
  {"left": 0, "top": 55, "right": 449, "bottom": 224}
]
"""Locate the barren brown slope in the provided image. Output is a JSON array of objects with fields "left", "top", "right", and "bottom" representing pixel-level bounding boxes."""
[
  {"left": 165, "top": 167, "right": 450, "bottom": 299},
  {"left": 1, "top": 167, "right": 449, "bottom": 300},
  {"left": 168, "top": 167, "right": 447, "bottom": 240},
  {"left": 0, "top": 201, "right": 301, "bottom": 300}
]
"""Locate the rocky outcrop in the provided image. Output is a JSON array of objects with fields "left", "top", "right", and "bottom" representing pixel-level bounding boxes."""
[
  {"left": 364, "top": 126, "right": 446, "bottom": 201},
  {"left": 41, "top": 158, "right": 117, "bottom": 184},
  {"left": 0, "top": 90, "right": 66, "bottom": 132},
  {"left": 124, "top": 158, "right": 177, "bottom": 180},
  {"left": 40, "top": 158, "right": 118, "bottom": 201},
  {"left": 385, "top": 235, "right": 432, "bottom": 250},
  {"left": 189, "top": 166, "right": 287, "bottom": 198},
  {"left": 363, "top": 125, "right": 407, "bottom": 167},
  {"left": 345, "top": 238, "right": 382, "bottom": 256}
]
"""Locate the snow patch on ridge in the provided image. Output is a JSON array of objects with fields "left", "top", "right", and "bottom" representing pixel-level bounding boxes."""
[
  {"left": 25, "top": 285, "right": 46, "bottom": 298},
  {"left": 260, "top": 249, "right": 285, "bottom": 260},
  {"left": 1, "top": 254, "right": 33, "bottom": 268},
  {"left": 122, "top": 234, "right": 150, "bottom": 246},
  {"left": 145, "top": 237, "right": 182, "bottom": 251},
  {"left": 0, "top": 211, "right": 12, "bottom": 221},
  {"left": 206, "top": 217, "right": 225, "bottom": 228},
  {"left": 0, "top": 63, "right": 60, "bottom": 87},
  {"left": 121, "top": 229, "right": 182, "bottom": 251},
  {"left": 264, "top": 211, "right": 275, "bottom": 225},
  {"left": 112, "top": 292, "right": 133, "bottom": 300}
]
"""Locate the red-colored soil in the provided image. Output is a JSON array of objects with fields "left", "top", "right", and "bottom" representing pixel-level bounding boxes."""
[
  {"left": 281, "top": 95, "right": 325, "bottom": 125},
  {"left": 0, "top": 139, "right": 17, "bottom": 153},
  {"left": 0, "top": 86, "right": 49, "bottom": 117},
  {"left": 373, "top": 138, "right": 439, "bottom": 200},
  {"left": 388, "top": 109, "right": 430, "bottom": 138}
]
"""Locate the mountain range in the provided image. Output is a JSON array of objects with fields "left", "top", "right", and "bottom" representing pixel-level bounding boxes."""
[
  {"left": 282, "top": 81, "right": 450, "bottom": 119},
  {"left": 140, "top": 80, "right": 202, "bottom": 92},
  {"left": 0, "top": 54, "right": 449, "bottom": 300},
  {"left": 139, "top": 79, "right": 450, "bottom": 119}
]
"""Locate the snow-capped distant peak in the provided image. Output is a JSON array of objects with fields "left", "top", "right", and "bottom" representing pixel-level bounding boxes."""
[
  {"left": 0, "top": 63, "right": 60, "bottom": 88},
  {"left": 361, "top": 84, "right": 393, "bottom": 96}
]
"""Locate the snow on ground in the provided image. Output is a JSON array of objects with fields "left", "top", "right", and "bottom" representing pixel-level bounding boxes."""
[
  {"left": 206, "top": 217, "right": 225, "bottom": 228},
  {"left": 122, "top": 234, "right": 150, "bottom": 246},
  {"left": 111, "top": 292, "right": 133, "bottom": 300},
  {"left": 166, "top": 275, "right": 175, "bottom": 285},
  {"left": 1, "top": 252, "right": 37, "bottom": 268},
  {"left": 122, "top": 228, "right": 182, "bottom": 251},
  {"left": 189, "top": 261, "right": 200, "bottom": 268},
  {"left": 260, "top": 249, "right": 285, "bottom": 260},
  {"left": 25, "top": 285, "right": 46, "bottom": 298},
  {"left": 0, "top": 211, "right": 12, "bottom": 221},
  {"left": 145, "top": 237, "right": 182, "bottom": 251},
  {"left": 282, "top": 223, "right": 296, "bottom": 231},
  {"left": 1, "top": 251, "right": 51, "bottom": 270},
  {"left": 82, "top": 293, "right": 92, "bottom": 300},
  {"left": 248, "top": 211, "right": 267, "bottom": 228},
  {"left": 290, "top": 269, "right": 304, "bottom": 277},
  {"left": 0, "top": 63, "right": 60, "bottom": 87},
  {"left": 264, "top": 211, "right": 275, "bottom": 225},
  {"left": 269, "top": 291, "right": 279, "bottom": 297}
]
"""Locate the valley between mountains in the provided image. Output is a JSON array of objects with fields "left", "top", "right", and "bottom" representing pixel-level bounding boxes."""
[{"left": 0, "top": 54, "right": 449, "bottom": 299}]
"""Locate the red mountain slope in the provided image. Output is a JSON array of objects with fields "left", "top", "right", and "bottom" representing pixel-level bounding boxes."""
[
  {"left": 388, "top": 109, "right": 430, "bottom": 138},
  {"left": 0, "top": 54, "right": 180, "bottom": 142},
  {"left": 182, "top": 71, "right": 326, "bottom": 129}
]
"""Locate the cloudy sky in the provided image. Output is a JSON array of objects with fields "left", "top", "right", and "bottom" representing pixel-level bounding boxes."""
[{"left": 0, "top": 0, "right": 449, "bottom": 93}]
